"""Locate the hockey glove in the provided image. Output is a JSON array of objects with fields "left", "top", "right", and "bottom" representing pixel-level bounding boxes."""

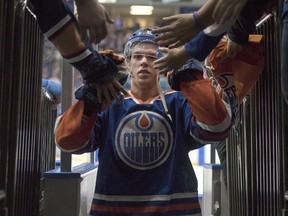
[
  {"left": 99, "top": 50, "right": 129, "bottom": 86},
  {"left": 168, "top": 59, "right": 204, "bottom": 91},
  {"left": 75, "top": 50, "right": 128, "bottom": 114},
  {"left": 74, "top": 84, "right": 102, "bottom": 115},
  {"left": 75, "top": 76, "right": 127, "bottom": 115}
]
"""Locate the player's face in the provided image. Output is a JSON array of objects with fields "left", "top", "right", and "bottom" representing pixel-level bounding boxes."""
[{"left": 129, "top": 43, "right": 159, "bottom": 87}]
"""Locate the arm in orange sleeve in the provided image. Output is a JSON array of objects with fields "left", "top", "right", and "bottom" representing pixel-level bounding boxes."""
[
  {"left": 180, "top": 78, "right": 229, "bottom": 125},
  {"left": 55, "top": 101, "right": 97, "bottom": 153}
]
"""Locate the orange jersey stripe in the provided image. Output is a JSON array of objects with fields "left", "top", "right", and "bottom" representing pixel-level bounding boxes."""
[{"left": 91, "top": 202, "right": 200, "bottom": 214}]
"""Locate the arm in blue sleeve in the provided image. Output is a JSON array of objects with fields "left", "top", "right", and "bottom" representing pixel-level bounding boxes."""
[
  {"left": 28, "top": 0, "right": 77, "bottom": 34},
  {"left": 184, "top": 31, "right": 224, "bottom": 62},
  {"left": 27, "top": 0, "right": 118, "bottom": 84}
]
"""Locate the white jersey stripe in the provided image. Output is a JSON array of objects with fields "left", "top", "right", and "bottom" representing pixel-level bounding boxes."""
[
  {"left": 44, "top": 14, "right": 71, "bottom": 39},
  {"left": 64, "top": 49, "right": 92, "bottom": 63},
  {"left": 94, "top": 192, "right": 198, "bottom": 202}
]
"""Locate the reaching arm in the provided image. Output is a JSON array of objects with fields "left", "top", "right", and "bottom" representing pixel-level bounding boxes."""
[
  {"left": 181, "top": 77, "right": 234, "bottom": 142},
  {"left": 226, "top": 1, "right": 267, "bottom": 57},
  {"left": 153, "top": 30, "right": 226, "bottom": 73},
  {"left": 28, "top": 0, "right": 120, "bottom": 86},
  {"left": 152, "top": 0, "right": 235, "bottom": 48},
  {"left": 55, "top": 76, "right": 128, "bottom": 153},
  {"left": 212, "top": 0, "right": 248, "bottom": 24},
  {"left": 167, "top": 61, "right": 238, "bottom": 143},
  {"left": 55, "top": 51, "right": 129, "bottom": 153},
  {"left": 55, "top": 100, "right": 98, "bottom": 153},
  {"left": 184, "top": 31, "right": 225, "bottom": 62}
]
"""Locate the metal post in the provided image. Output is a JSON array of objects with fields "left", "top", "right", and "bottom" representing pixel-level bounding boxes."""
[{"left": 60, "top": 60, "right": 73, "bottom": 172}]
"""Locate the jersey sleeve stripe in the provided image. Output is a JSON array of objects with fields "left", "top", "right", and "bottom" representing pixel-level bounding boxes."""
[
  {"left": 44, "top": 14, "right": 72, "bottom": 39},
  {"left": 64, "top": 49, "right": 92, "bottom": 63}
]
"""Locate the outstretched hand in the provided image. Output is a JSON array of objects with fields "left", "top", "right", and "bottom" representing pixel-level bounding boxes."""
[
  {"left": 212, "top": 0, "right": 247, "bottom": 24},
  {"left": 154, "top": 47, "right": 190, "bottom": 74},
  {"left": 75, "top": 0, "right": 114, "bottom": 44},
  {"left": 152, "top": 14, "right": 199, "bottom": 48}
]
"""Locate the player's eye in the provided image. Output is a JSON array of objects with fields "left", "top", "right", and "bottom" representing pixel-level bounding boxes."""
[
  {"left": 132, "top": 54, "right": 142, "bottom": 60},
  {"left": 132, "top": 54, "right": 157, "bottom": 61}
]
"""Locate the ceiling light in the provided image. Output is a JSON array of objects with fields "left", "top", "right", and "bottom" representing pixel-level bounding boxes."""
[
  {"left": 98, "top": 0, "right": 117, "bottom": 3},
  {"left": 162, "top": 0, "right": 180, "bottom": 2},
  {"left": 130, "top": 5, "right": 154, "bottom": 15}
]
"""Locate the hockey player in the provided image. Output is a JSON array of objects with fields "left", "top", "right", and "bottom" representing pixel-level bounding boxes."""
[{"left": 55, "top": 27, "right": 238, "bottom": 216}]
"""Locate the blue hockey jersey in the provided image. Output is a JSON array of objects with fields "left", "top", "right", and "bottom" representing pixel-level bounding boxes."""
[{"left": 56, "top": 80, "right": 235, "bottom": 215}]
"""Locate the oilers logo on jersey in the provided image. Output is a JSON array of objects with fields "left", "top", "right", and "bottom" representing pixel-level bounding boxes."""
[{"left": 115, "top": 111, "right": 173, "bottom": 170}]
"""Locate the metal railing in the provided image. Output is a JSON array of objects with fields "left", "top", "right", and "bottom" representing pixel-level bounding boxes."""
[
  {"left": 1, "top": 0, "right": 287, "bottom": 216},
  {"left": 227, "top": 7, "right": 288, "bottom": 216},
  {"left": 0, "top": 1, "right": 57, "bottom": 215}
]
